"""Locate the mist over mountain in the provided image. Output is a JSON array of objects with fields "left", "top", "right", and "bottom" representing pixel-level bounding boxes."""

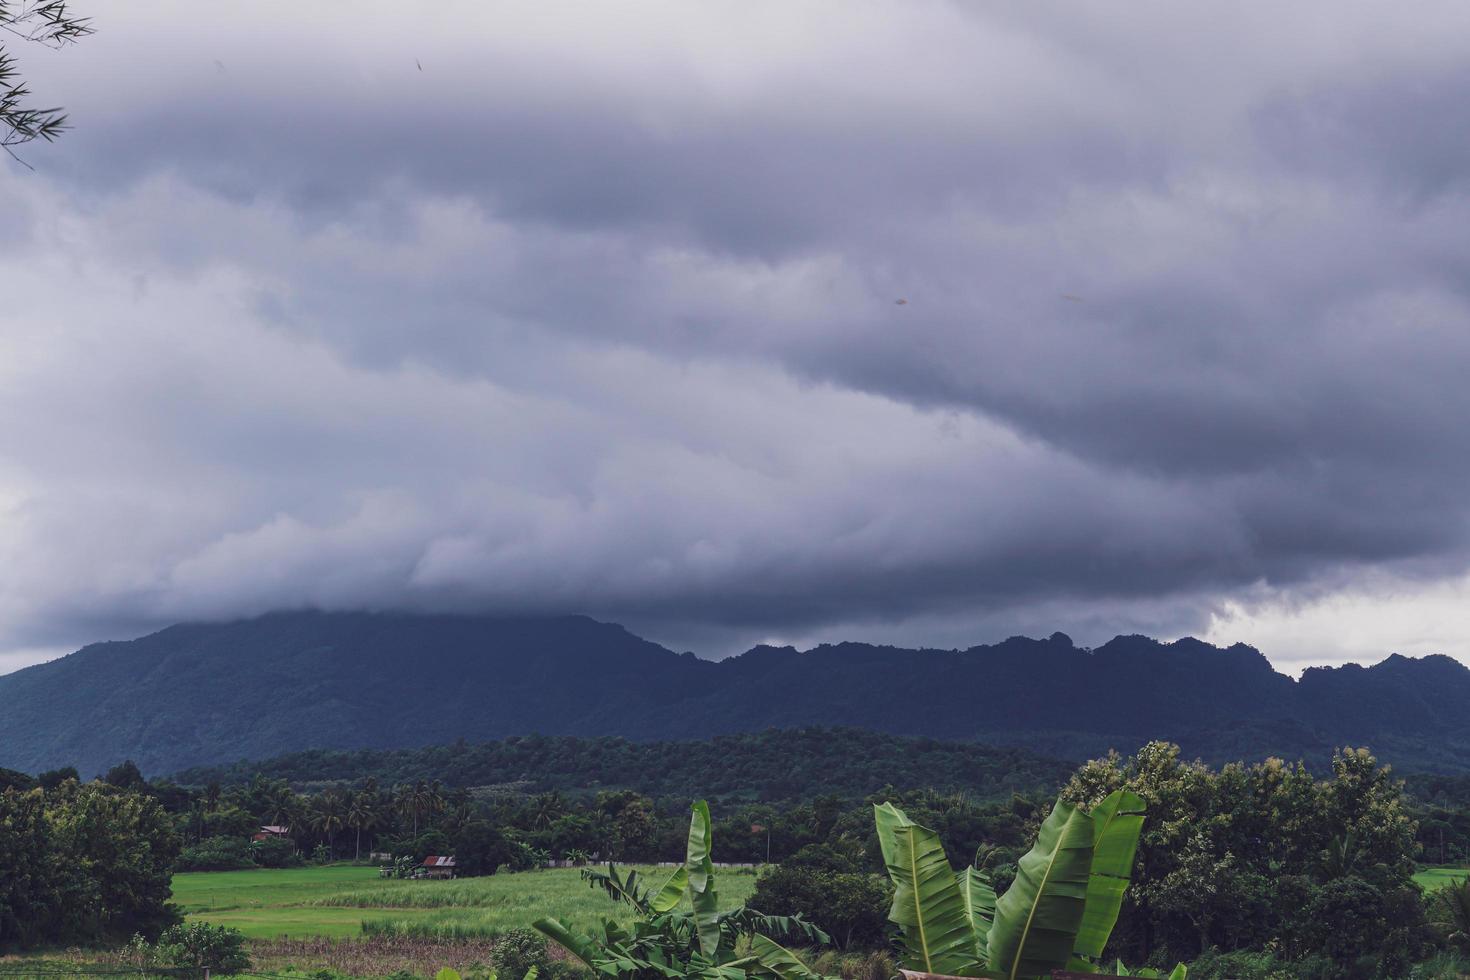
[{"left": 3, "top": 610, "right": 1469, "bottom": 778}]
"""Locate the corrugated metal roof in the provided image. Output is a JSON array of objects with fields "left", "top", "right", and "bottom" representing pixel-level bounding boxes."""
[{"left": 422, "top": 855, "right": 457, "bottom": 866}]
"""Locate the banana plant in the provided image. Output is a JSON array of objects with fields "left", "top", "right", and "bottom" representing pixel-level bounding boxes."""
[
  {"left": 536, "top": 800, "right": 829, "bottom": 980},
  {"left": 875, "top": 790, "right": 1149, "bottom": 979},
  {"left": 1112, "top": 961, "right": 1187, "bottom": 978}
]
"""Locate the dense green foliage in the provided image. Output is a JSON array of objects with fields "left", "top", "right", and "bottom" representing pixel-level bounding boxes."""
[
  {"left": 176, "top": 729, "right": 1074, "bottom": 803},
  {"left": 749, "top": 847, "right": 891, "bottom": 950},
  {"left": 12, "top": 611, "right": 1470, "bottom": 777},
  {"left": 0, "top": 779, "right": 179, "bottom": 950},
  {"left": 151, "top": 921, "right": 252, "bottom": 975},
  {"left": 534, "top": 801, "right": 830, "bottom": 980},
  {"left": 176, "top": 834, "right": 256, "bottom": 871},
  {"left": 1064, "top": 743, "right": 1432, "bottom": 977},
  {"left": 872, "top": 790, "right": 1156, "bottom": 979}
]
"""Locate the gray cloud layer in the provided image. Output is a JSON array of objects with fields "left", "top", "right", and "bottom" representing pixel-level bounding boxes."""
[{"left": 5, "top": 1, "right": 1470, "bottom": 664}]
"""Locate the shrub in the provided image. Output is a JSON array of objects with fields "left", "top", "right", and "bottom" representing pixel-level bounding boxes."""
[
  {"left": 176, "top": 835, "right": 254, "bottom": 871},
  {"left": 492, "top": 928, "right": 553, "bottom": 979},
  {"left": 1185, "top": 948, "right": 1297, "bottom": 980},
  {"left": 251, "top": 835, "right": 303, "bottom": 868},
  {"left": 750, "top": 866, "right": 891, "bottom": 949},
  {"left": 783, "top": 842, "right": 861, "bottom": 874},
  {"left": 453, "top": 820, "right": 518, "bottom": 877},
  {"left": 155, "top": 922, "right": 251, "bottom": 975}
]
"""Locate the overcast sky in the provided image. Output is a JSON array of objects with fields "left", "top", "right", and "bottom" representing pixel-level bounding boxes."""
[{"left": 5, "top": 1, "right": 1470, "bottom": 674}]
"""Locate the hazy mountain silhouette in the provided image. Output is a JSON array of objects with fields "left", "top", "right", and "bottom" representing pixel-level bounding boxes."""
[{"left": 3, "top": 610, "right": 1469, "bottom": 777}]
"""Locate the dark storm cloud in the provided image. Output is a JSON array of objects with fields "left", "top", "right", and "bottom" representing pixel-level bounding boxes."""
[{"left": 6, "top": 1, "right": 1470, "bottom": 665}]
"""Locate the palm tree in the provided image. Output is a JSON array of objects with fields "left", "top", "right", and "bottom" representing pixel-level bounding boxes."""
[
  {"left": 264, "top": 785, "right": 300, "bottom": 831},
  {"left": 396, "top": 781, "right": 428, "bottom": 837},
  {"left": 532, "top": 791, "right": 565, "bottom": 829},
  {"left": 1439, "top": 877, "right": 1470, "bottom": 946},
  {"left": 188, "top": 799, "right": 207, "bottom": 844},
  {"left": 443, "top": 788, "right": 473, "bottom": 832},
  {"left": 311, "top": 790, "right": 348, "bottom": 859},
  {"left": 426, "top": 780, "right": 447, "bottom": 825},
  {"left": 347, "top": 792, "right": 379, "bottom": 861}
]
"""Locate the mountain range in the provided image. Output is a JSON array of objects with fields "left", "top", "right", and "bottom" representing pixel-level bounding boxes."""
[{"left": 3, "top": 610, "right": 1469, "bottom": 778}]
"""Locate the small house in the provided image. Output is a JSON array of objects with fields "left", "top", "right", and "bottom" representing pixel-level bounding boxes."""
[
  {"left": 252, "top": 825, "right": 290, "bottom": 842},
  {"left": 420, "top": 855, "right": 457, "bottom": 879}
]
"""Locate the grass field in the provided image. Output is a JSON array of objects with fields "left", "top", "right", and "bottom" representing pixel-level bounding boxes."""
[
  {"left": 174, "top": 864, "right": 759, "bottom": 941},
  {"left": 1415, "top": 866, "right": 1470, "bottom": 891}
]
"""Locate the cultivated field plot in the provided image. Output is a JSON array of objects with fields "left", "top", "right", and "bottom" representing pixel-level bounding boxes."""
[
  {"left": 174, "top": 864, "right": 759, "bottom": 940},
  {"left": 1414, "top": 866, "right": 1469, "bottom": 891}
]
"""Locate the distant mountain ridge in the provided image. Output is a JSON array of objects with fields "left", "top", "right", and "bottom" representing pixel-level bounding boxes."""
[{"left": 3, "top": 610, "right": 1469, "bottom": 777}]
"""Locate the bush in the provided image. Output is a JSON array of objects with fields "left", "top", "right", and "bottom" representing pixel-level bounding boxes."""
[
  {"left": 251, "top": 835, "right": 303, "bottom": 868},
  {"left": 176, "top": 835, "right": 255, "bottom": 871},
  {"left": 412, "top": 830, "right": 453, "bottom": 861},
  {"left": 155, "top": 922, "right": 251, "bottom": 975},
  {"left": 1185, "top": 948, "right": 1297, "bottom": 980},
  {"left": 453, "top": 820, "right": 519, "bottom": 877},
  {"left": 492, "top": 928, "right": 553, "bottom": 979},
  {"left": 784, "top": 842, "right": 861, "bottom": 874},
  {"left": 750, "top": 866, "right": 891, "bottom": 949}
]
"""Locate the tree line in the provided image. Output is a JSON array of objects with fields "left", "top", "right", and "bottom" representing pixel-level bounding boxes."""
[
  {"left": 171, "top": 728, "right": 1074, "bottom": 803},
  {"left": 6, "top": 739, "right": 1470, "bottom": 975}
]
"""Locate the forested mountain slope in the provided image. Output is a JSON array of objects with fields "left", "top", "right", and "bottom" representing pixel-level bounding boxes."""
[
  {"left": 171, "top": 728, "right": 1078, "bottom": 800},
  {"left": 4, "top": 610, "right": 1470, "bottom": 776}
]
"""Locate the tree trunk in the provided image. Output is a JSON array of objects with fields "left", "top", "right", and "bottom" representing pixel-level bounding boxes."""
[{"left": 356, "top": 827, "right": 362, "bottom": 861}]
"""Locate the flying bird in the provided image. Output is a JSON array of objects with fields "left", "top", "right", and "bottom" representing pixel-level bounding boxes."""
[
  {"left": 1060, "top": 293, "right": 1085, "bottom": 303},
  {"left": 894, "top": 298, "right": 908, "bottom": 305},
  {"left": 416, "top": 59, "right": 423, "bottom": 71}
]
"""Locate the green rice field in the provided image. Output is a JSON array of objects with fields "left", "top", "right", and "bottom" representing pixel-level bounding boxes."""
[
  {"left": 1414, "top": 866, "right": 1470, "bottom": 891},
  {"left": 173, "top": 863, "right": 759, "bottom": 940}
]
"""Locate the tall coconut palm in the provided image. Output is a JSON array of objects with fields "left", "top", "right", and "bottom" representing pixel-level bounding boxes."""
[
  {"left": 443, "top": 788, "right": 473, "bottom": 832},
  {"left": 311, "top": 790, "right": 348, "bottom": 859},
  {"left": 347, "top": 792, "right": 380, "bottom": 861},
  {"left": 397, "top": 781, "right": 430, "bottom": 837},
  {"left": 264, "top": 786, "right": 300, "bottom": 831}
]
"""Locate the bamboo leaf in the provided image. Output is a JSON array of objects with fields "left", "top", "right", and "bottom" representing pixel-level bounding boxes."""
[
  {"left": 986, "top": 799, "right": 1095, "bottom": 980},
  {"left": 1073, "top": 790, "right": 1147, "bottom": 960}
]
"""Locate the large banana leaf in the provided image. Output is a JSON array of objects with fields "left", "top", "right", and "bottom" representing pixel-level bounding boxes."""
[
  {"left": 1072, "top": 790, "right": 1146, "bottom": 960},
  {"left": 687, "top": 800, "right": 722, "bottom": 957},
  {"left": 957, "top": 867, "right": 996, "bottom": 962},
  {"left": 749, "top": 934, "right": 818, "bottom": 980},
  {"left": 651, "top": 866, "right": 689, "bottom": 914},
  {"left": 873, "top": 800, "right": 916, "bottom": 870},
  {"left": 986, "top": 800, "right": 1095, "bottom": 980},
  {"left": 874, "top": 803, "right": 985, "bottom": 977},
  {"left": 532, "top": 917, "right": 598, "bottom": 969}
]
